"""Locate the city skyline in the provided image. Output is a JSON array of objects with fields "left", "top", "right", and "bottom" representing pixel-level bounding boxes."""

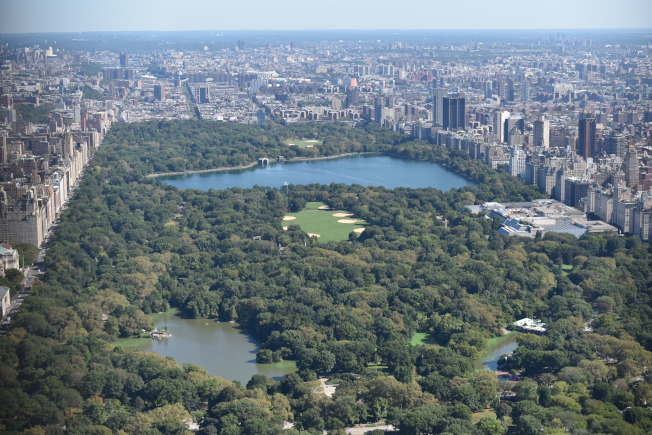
[{"left": 1, "top": 0, "right": 651, "bottom": 34}]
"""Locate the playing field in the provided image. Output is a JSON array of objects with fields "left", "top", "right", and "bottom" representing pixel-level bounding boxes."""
[
  {"left": 284, "top": 138, "right": 322, "bottom": 148},
  {"left": 283, "top": 202, "right": 366, "bottom": 242}
]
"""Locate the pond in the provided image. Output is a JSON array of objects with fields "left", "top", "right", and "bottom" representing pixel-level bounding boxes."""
[
  {"left": 159, "top": 155, "right": 475, "bottom": 191},
  {"left": 475, "top": 332, "right": 520, "bottom": 371},
  {"left": 122, "top": 310, "right": 296, "bottom": 384}
]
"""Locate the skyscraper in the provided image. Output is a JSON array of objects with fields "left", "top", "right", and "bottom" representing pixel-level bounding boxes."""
[
  {"left": 432, "top": 87, "right": 446, "bottom": 126},
  {"left": 119, "top": 52, "right": 129, "bottom": 68},
  {"left": 533, "top": 114, "right": 550, "bottom": 149},
  {"left": 625, "top": 147, "right": 639, "bottom": 191},
  {"left": 577, "top": 114, "right": 596, "bottom": 159},
  {"left": 154, "top": 84, "right": 165, "bottom": 101},
  {"left": 374, "top": 96, "right": 384, "bottom": 124},
  {"left": 442, "top": 95, "right": 465, "bottom": 131},
  {"left": 493, "top": 111, "right": 506, "bottom": 143},
  {"left": 198, "top": 86, "right": 210, "bottom": 104},
  {"left": 484, "top": 81, "right": 493, "bottom": 99},
  {"left": 604, "top": 133, "right": 627, "bottom": 157},
  {"left": 509, "top": 146, "right": 527, "bottom": 178},
  {"left": 504, "top": 116, "right": 524, "bottom": 142}
]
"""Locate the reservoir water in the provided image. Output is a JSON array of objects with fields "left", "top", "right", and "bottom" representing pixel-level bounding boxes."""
[
  {"left": 128, "top": 310, "right": 296, "bottom": 384},
  {"left": 159, "top": 155, "right": 474, "bottom": 191}
]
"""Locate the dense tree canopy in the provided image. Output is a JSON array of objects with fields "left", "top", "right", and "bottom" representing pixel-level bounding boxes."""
[{"left": 0, "top": 120, "right": 650, "bottom": 434}]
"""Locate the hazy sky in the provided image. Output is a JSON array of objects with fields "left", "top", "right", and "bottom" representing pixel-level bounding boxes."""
[{"left": 1, "top": 0, "right": 650, "bottom": 33}]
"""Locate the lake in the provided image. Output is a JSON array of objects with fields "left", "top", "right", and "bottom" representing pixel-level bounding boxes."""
[
  {"left": 475, "top": 332, "right": 520, "bottom": 371},
  {"left": 159, "top": 155, "right": 475, "bottom": 191},
  {"left": 125, "top": 310, "right": 296, "bottom": 384}
]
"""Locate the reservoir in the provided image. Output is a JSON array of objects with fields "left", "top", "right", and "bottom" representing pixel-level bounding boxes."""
[
  {"left": 159, "top": 155, "right": 474, "bottom": 191},
  {"left": 126, "top": 310, "right": 296, "bottom": 384}
]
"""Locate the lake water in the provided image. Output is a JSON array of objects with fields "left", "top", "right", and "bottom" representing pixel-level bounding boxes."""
[
  {"left": 160, "top": 155, "right": 474, "bottom": 191},
  {"left": 130, "top": 310, "right": 296, "bottom": 384},
  {"left": 475, "top": 332, "right": 520, "bottom": 371}
]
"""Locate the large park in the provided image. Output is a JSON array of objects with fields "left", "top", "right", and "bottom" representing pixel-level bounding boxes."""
[{"left": 2, "top": 120, "right": 651, "bottom": 434}]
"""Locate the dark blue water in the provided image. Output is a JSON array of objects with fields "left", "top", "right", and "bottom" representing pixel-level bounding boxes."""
[{"left": 160, "top": 155, "right": 474, "bottom": 191}]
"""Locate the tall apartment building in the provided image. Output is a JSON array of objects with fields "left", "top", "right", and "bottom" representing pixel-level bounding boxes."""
[
  {"left": 577, "top": 114, "right": 596, "bottom": 159},
  {"left": 432, "top": 87, "right": 446, "bottom": 126},
  {"left": 442, "top": 95, "right": 465, "bottom": 131},
  {"left": 533, "top": 115, "right": 550, "bottom": 149},
  {"left": 119, "top": 51, "right": 129, "bottom": 67}
]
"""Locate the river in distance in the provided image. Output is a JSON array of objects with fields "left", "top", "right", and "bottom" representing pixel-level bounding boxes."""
[
  {"left": 159, "top": 154, "right": 475, "bottom": 191},
  {"left": 144, "top": 155, "right": 474, "bottom": 383}
]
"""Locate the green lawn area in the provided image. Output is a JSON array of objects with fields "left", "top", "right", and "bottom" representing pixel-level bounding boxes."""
[
  {"left": 366, "top": 363, "right": 388, "bottom": 371},
  {"left": 113, "top": 308, "right": 178, "bottom": 348},
  {"left": 113, "top": 337, "right": 151, "bottom": 348},
  {"left": 284, "top": 138, "right": 322, "bottom": 148},
  {"left": 471, "top": 410, "right": 497, "bottom": 425},
  {"left": 284, "top": 202, "right": 366, "bottom": 242},
  {"left": 410, "top": 331, "right": 435, "bottom": 346},
  {"left": 264, "top": 360, "right": 298, "bottom": 373},
  {"left": 561, "top": 264, "right": 573, "bottom": 276}
]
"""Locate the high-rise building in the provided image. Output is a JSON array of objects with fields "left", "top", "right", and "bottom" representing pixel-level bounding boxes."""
[
  {"left": 119, "top": 52, "right": 129, "bottom": 68},
  {"left": 484, "top": 81, "right": 493, "bottom": 99},
  {"left": 442, "top": 95, "right": 465, "bottom": 131},
  {"left": 521, "top": 80, "right": 531, "bottom": 101},
  {"left": 493, "top": 111, "right": 506, "bottom": 143},
  {"left": 154, "top": 84, "right": 165, "bottom": 101},
  {"left": 625, "top": 147, "right": 639, "bottom": 191},
  {"left": 432, "top": 87, "right": 446, "bottom": 126},
  {"left": 374, "top": 97, "right": 384, "bottom": 124},
  {"left": 577, "top": 114, "right": 596, "bottom": 159},
  {"left": 198, "top": 86, "right": 210, "bottom": 104},
  {"left": 504, "top": 117, "right": 524, "bottom": 142},
  {"left": 533, "top": 114, "right": 550, "bottom": 149},
  {"left": 509, "top": 146, "right": 527, "bottom": 178},
  {"left": 604, "top": 133, "right": 627, "bottom": 157},
  {"left": 73, "top": 103, "right": 81, "bottom": 124}
]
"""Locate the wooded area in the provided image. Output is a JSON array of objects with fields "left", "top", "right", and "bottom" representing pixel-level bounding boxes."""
[{"left": 0, "top": 120, "right": 650, "bottom": 434}]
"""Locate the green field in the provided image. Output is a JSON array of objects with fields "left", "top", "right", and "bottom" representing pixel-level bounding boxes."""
[
  {"left": 114, "top": 337, "right": 151, "bottom": 348},
  {"left": 114, "top": 308, "right": 177, "bottom": 348},
  {"left": 471, "top": 410, "right": 497, "bottom": 425},
  {"left": 283, "top": 202, "right": 366, "bottom": 242},
  {"left": 561, "top": 264, "right": 573, "bottom": 276},
  {"left": 410, "top": 331, "right": 435, "bottom": 346},
  {"left": 284, "top": 138, "right": 322, "bottom": 148}
]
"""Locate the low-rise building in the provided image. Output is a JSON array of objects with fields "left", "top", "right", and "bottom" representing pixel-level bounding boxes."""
[
  {"left": 513, "top": 318, "right": 547, "bottom": 334},
  {"left": 0, "top": 286, "right": 10, "bottom": 320}
]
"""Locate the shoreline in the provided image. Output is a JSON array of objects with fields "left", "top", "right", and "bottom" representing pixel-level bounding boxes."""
[{"left": 146, "top": 152, "right": 380, "bottom": 178}]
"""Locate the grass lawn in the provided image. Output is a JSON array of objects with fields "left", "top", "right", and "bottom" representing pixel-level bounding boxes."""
[
  {"left": 366, "top": 363, "right": 388, "bottom": 371},
  {"left": 410, "top": 331, "right": 435, "bottom": 346},
  {"left": 561, "top": 264, "right": 573, "bottom": 276},
  {"left": 284, "top": 201, "right": 366, "bottom": 242},
  {"left": 114, "top": 337, "right": 151, "bottom": 348},
  {"left": 471, "top": 410, "right": 497, "bottom": 425},
  {"left": 285, "top": 138, "right": 322, "bottom": 148},
  {"left": 114, "top": 308, "right": 179, "bottom": 348}
]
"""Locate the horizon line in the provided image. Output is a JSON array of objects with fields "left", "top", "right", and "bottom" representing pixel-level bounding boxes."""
[{"left": 2, "top": 27, "right": 652, "bottom": 36}]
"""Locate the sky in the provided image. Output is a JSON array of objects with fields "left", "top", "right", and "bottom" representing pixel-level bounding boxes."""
[{"left": 1, "top": 0, "right": 651, "bottom": 33}]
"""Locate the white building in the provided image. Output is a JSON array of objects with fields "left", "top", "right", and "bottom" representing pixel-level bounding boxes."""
[
  {"left": 0, "top": 286, "right": 10, "bottom": 320},
  {"left": 509, "top": 146, "right": 526, "bottom": 179}
]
